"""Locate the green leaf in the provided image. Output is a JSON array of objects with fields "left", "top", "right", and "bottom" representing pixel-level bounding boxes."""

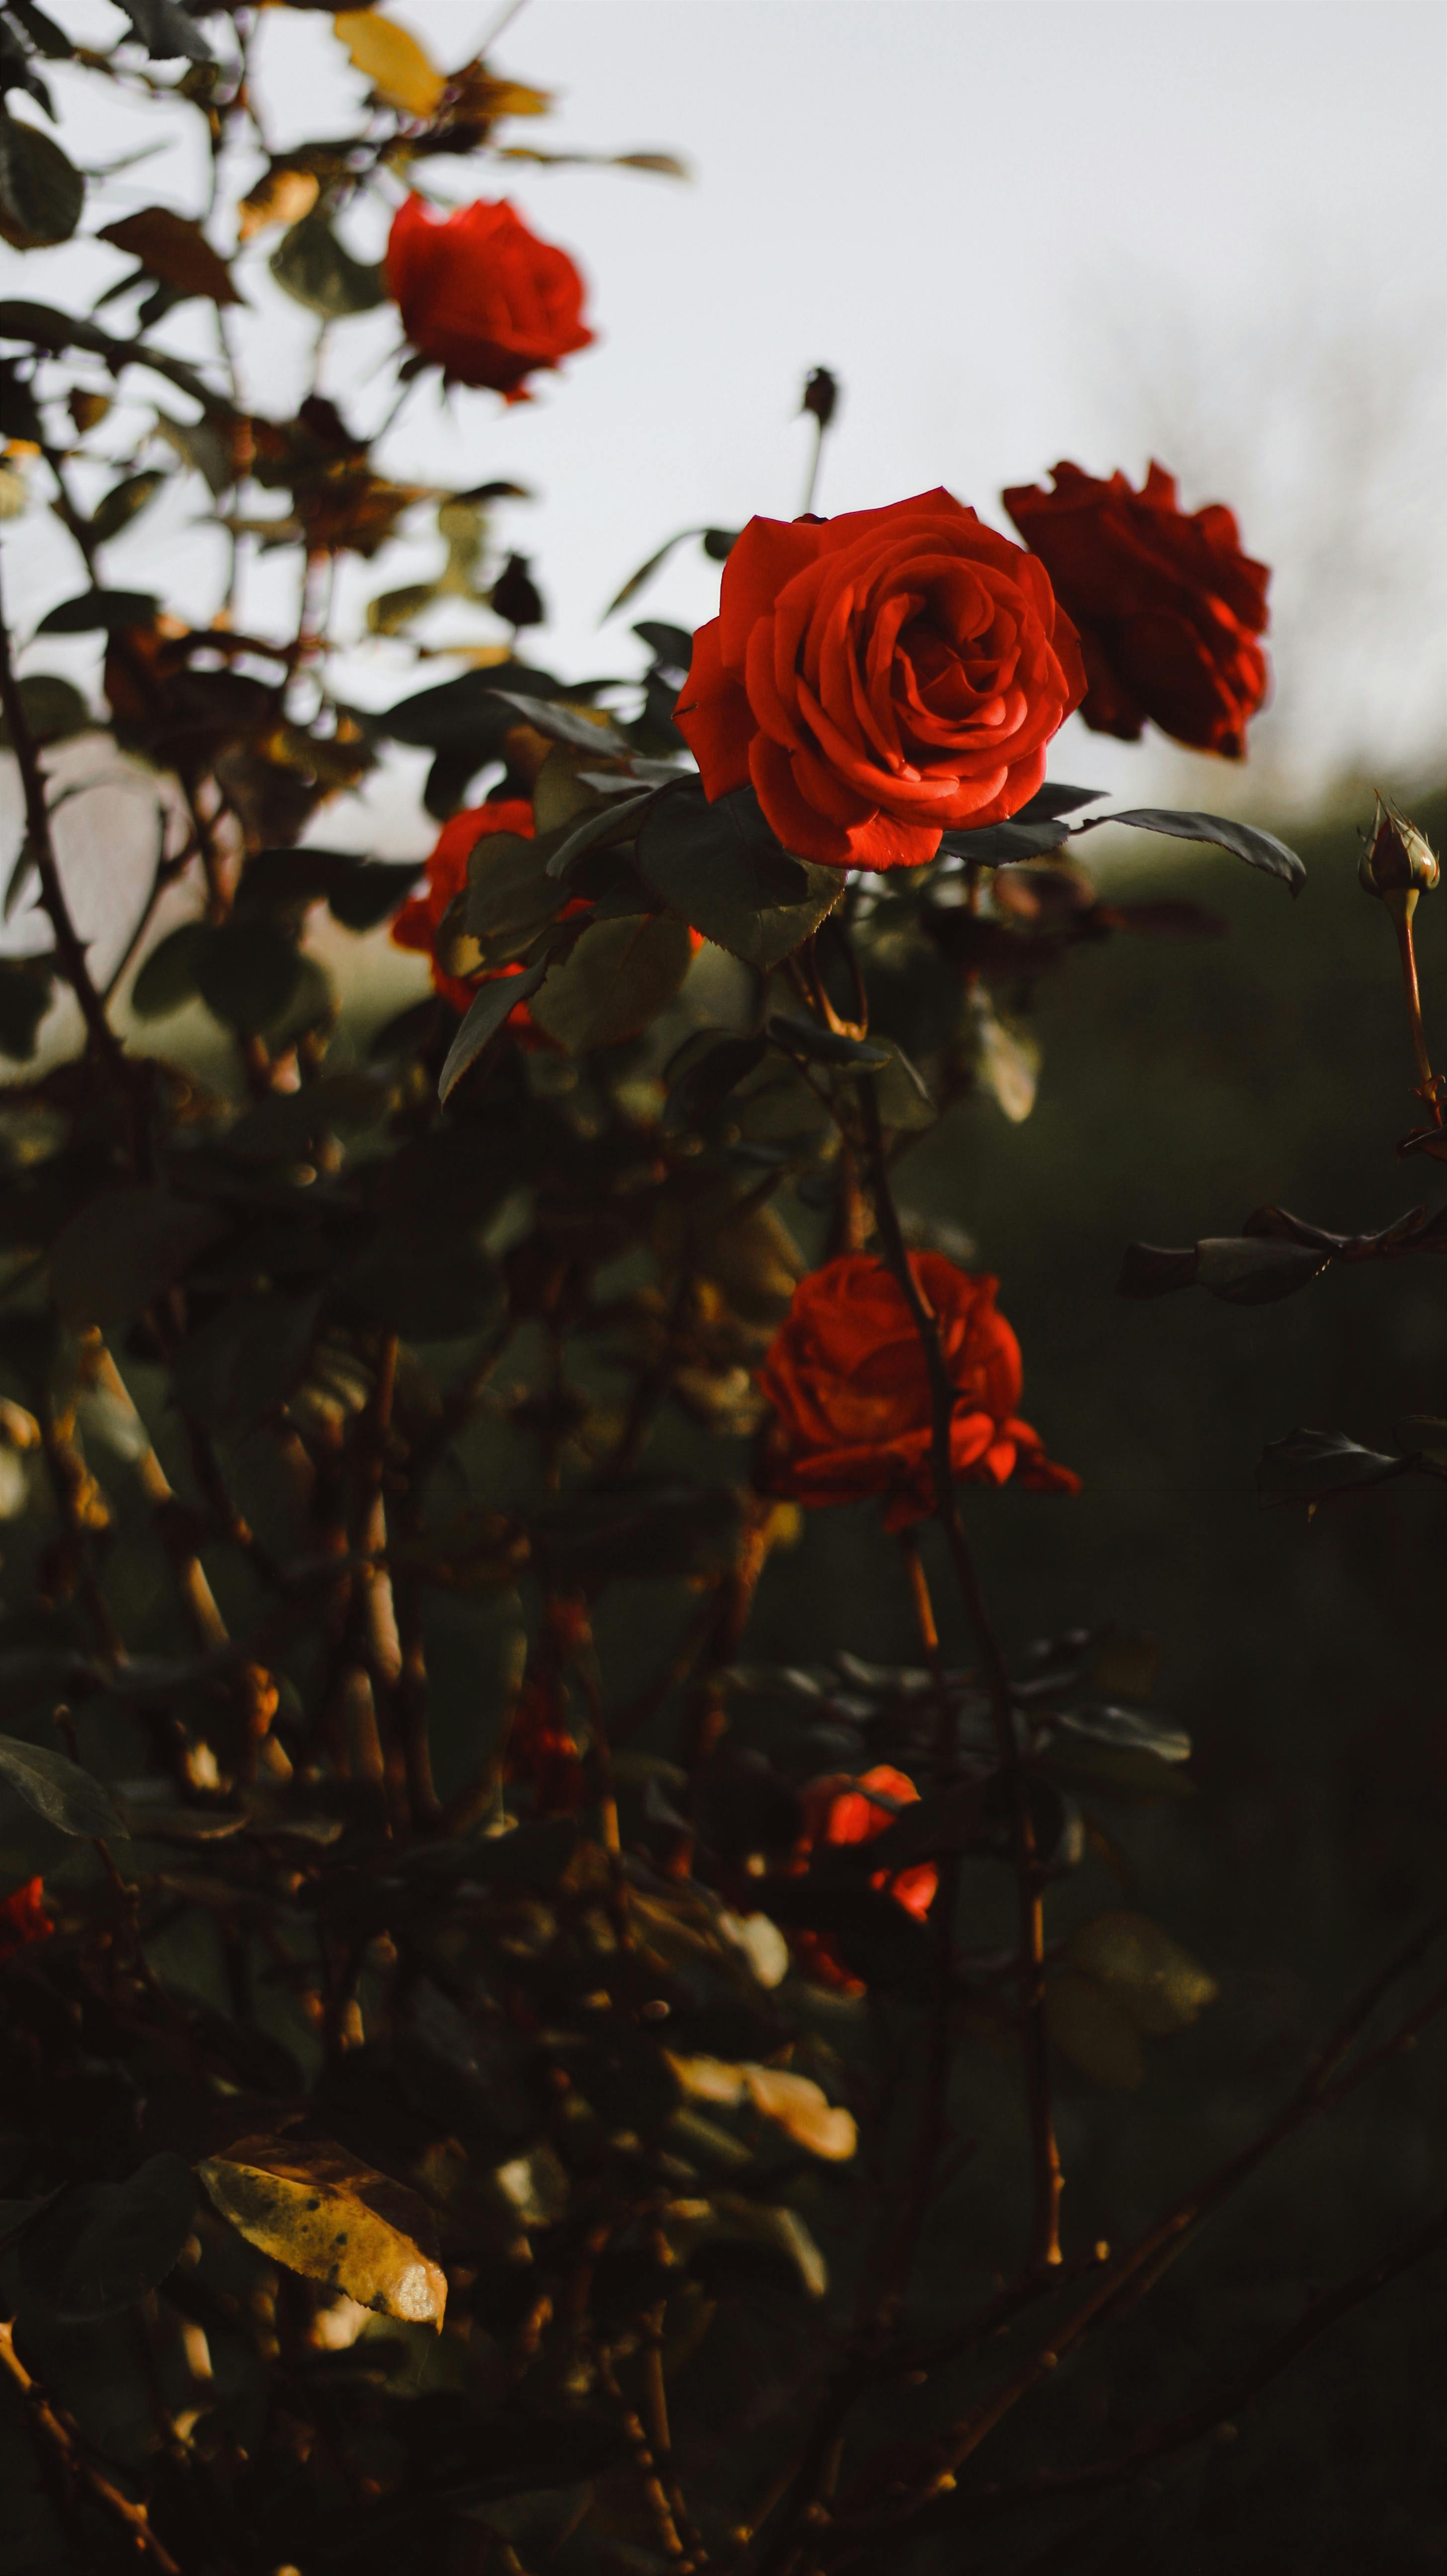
[
  {"left": 459, "top": 826, "right": 571, "bottom": 966},
  {"left": 0, "top": 957, "right": 53, "bottom": 1060},
  {"left": 531, "top": 910, "right": 694, "bottom": 1054},
  {"left": 88, "top": 468, "right": 166, "bottom": 544},
  {"left": 0, "top": 110, "right": 83, "bottom": 250},
  {"left": 937, "top": 816, "right": 1074, "bottom": 864},
  {"left": 1256, "top": 1427, "right": 1431, "bottom": 1508},
  {"left": 0, "top": 1732, "right": 124, "bottom": 1838},
  {"left": 48, "top": 1186, "right": 227, "bottom": 1325},
  {"left": 1093, "top": 807, "right": 1305, "bottom": 896},
  {"left": 1195, "top": 1236, "right": 1330, "bottom": 1304},
  {"left": 438, "top": 962, "right": 546, "bottom": 1105},
  {"left": 36, "top": 588, "right": 158, "bottom": 635},
  {"left": 52, "top": 2154, "right": 196, "bottom": 2320},
  {"left": 636, "top": 784, "right": 844, "bottom": 970},
  {"left": 236, "top": 847, "right": 420, "bottom": 932},
  {"left": 377, "top": 661, "right": 562, "bottom": 755},
  {"left": 0, "top": 673, "right": 90, "bottom": 748},
  {"left": 130, "top": 921, "right": 209, "bottom": 1019},
  {"left": 1045, "top": 1969, "right": 1145, "bottom": 2089},
  {"left": 484, "top": 689, "right": 634, "bottom": 760},
  {"left": 269, "top": 213, "right": 386, "bottom": 319},
  {"left": 194, "top": 920, "right": 307, "bottom": 1035},
  {"left": 1067, "top": 1911, "right": 1218, "bottom": 2036},
  {"left": 765, "top": 1011, "right": 888, "bottom": 1069},
  {"left": 112, "top": 0, "right": 212, "bottom": 64}
]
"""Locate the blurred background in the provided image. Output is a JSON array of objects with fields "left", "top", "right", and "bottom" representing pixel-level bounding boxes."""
[{"left": 1, "top": 6, "right": 1446, "bottom": 2564}]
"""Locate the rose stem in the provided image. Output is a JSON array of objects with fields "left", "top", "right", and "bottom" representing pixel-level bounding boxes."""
[
  {"left": 854, "top": 1529, "right": 963, "bottom": 2329},
  {"left": 857, "top": 1070, "right": 1062, "bottom": 2274},
  {"left": 0, "top": 555, "right": 128, "bottom": 1080},
  {"left": 1391, "top": 905, "right": 1444, "bottom": 1123}
]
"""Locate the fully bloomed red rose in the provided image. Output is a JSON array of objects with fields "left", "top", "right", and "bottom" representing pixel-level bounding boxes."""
[
  {"left": 392, "top": 799, "right": 537, "bottom": 1017},
  {"left": 756, "top": 1254, "right": 1078, "bottom": 1529},
  {"left": 0, "top": 1876, "right": 51, "bottom": 1964},
  {"left": 386, "top": 195, "right": 593, "bottom": 400},
  {"left": 1002, "top": 462, "right": 1270, "bottom": 758},
  {"left": 674, "top": 489, "right": 1085, "bottom": 871}
]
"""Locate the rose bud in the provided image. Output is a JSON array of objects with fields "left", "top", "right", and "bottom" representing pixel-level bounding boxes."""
[
  {"left": 490, "top": 552, "right": 545, "bottom": 632},
  {"left": 1358, "top": 791, "right": 1440, "bottom": 913}
]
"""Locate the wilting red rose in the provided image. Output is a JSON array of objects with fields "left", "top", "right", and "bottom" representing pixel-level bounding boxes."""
[
  {"left": 1002, "top": 462, "right": 1270, "bottom": 758},
  {"left": 0, "top": 1876, "right": 51, "bottom": 1964},
  {"left": 756, "top": 1254, "right": 1078, "bottom": 1529},
  {"left": 392, "top": 799, "right": 538, "bottom": 1018},
  {"left": 674, "top": 489, "right": 1085, "bottom": 871},
  {"left": 386, "top": 195, "right": 593, "bottom": 400}
]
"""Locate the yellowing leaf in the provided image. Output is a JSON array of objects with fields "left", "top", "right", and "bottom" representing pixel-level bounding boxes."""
[
  {"left": 742, "top": 2066, "right": 857, "bottom": 2162},
  {"left": 237, "top": 166, "right": 320, "bottom": 242},
  {"left": 197, "top": 2139, "right": 447, "bottom": 2327},
  {"left": 334, "top": 11, "right": 445, "bottom": 120},
  {"left": 666, "top": 2055, "right": 857, "bottom": 2161}
]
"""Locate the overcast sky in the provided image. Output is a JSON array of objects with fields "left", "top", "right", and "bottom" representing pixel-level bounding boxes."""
[{"left": 2, "top": 0, "right": 1444, "bottom": 935}]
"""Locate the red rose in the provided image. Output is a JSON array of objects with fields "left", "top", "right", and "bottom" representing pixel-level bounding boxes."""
[
  {"left": 1002, "top": 462, "right": 1270, "bottom": 758},
  {"left": 392, "top": 799, "right": 539, "bottom": 1019},
  {"left": 756, "top": 1253, "right": 1078, "bottom": 1529},
  {"left": 801, "top": 1764, "right": 937, "bottom": 1922},
  {"left": 674, "top": 489, "right": 1085, "bottom": 871},
  {"left": 386, "top": 195, "right": 594, "bottom": 400},
  {"left": 0, "top": 1876, "right": 51, "bottom": 1964}
]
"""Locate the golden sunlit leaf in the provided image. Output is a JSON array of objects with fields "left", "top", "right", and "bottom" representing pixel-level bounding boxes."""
[
  {"left": 334, "top": 11, "right": 446, "bottom": 121},
  {"left": 666, "top": 2055, "right": 857, "bottom": 2161},
  {"left": 237, "top": 166, "right": 321, "bottom": 243},
  {"left": 198, "top": 2138, "right": 447, "bottom": 2327}
]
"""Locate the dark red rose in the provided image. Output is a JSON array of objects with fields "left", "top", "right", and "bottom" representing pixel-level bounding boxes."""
[
  {"left": 0, "top": 1876, "right": 51, "bottom": 1964},
  {"left": 392, "top": 798, "right": 541, "bottom": 1020},
  {"left": 756, "top": 1254, "right": 1078, "bottom": 1529},
  {"left": 675, "top": 489, "right": 1085, "bottom": 871},
  {"left": 386, "top": 195, "right": 593, "bottom": 400},
  {"left": 1002, "top": 461, "right": 1270, "bottom": 758}
]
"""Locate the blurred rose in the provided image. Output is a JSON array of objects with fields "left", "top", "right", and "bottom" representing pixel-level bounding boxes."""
[
  {"left": 1003, "top": 461, "right": 1270, "bottom": 758},
  {"left": 386, "top": 196, "right": 593, "bottom": 399},
  {"left": 756, "top": 1254, "right": 1078, "bottom": 1529},
  {"left": 801, "top": 1764, "right": 937, "bottom": 1920},
  {"left": 0, "top": 1876, "right": 51, "bottom": 1964},
  {"left": 675, "top": 489, "right": 1084, "bottom": 870},
  {"left": 392, "top": 798, "right": 538, "bottom": 1016}
]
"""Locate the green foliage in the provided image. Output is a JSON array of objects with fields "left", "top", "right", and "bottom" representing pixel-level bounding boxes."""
[{"left": 0, "top": 13, "right": 1436, "bottom": 2570}]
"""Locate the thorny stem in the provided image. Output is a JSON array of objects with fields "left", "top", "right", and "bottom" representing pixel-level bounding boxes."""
[
  {"left": 0, "top": 556, "right": 127, "bottom": 1078},
  {"left": 857, "top": 1071, "right": 1062, "bottom": 2273}
]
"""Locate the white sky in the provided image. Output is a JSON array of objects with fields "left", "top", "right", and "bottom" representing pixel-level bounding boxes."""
[{"left": 1, "top": 0, "right": 1444, "bottom": 949}]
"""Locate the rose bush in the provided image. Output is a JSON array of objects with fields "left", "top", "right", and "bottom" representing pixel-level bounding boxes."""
[
  {"left": 1003, "top": 459, "right": 1270, "bottom": 756},
  {"left": 675, "top": 488, "right": 1085, "bottom": 868},
  {"left": 392, "top": 796, "right": 538, "bottom": 1014},
  {"left": 755, "top": 1252, "right": 1079, "bottom": 1527},
  {"left": 386, "top": 194, "right": 593, "bottom": 398}
]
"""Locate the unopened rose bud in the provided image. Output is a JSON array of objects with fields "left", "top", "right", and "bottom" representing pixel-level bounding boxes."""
[
  {"left": 489, "top": 552, "right": 545, "bottom": 632},
  {"left": 801, "top": 366, "right": 839, "bottom": 430},
  {"left": 1358, "top": 791, "right": 1440, "bottom": 911}
]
